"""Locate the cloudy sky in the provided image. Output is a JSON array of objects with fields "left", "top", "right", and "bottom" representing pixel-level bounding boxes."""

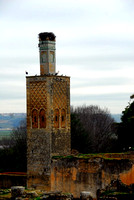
[{"left": 0, "top": 0, "right": 134, "bottom": 114}]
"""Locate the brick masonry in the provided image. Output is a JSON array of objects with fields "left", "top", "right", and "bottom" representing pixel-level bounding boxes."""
[{"left": 26, "top": 75, "right": 71, "bottom": 190}]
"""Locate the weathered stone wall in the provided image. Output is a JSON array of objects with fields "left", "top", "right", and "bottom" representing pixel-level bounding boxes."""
[
  {"left": 51, "top": 76, "right": 70, "bottom": 155},
  {"left": 51, "top": 155, "right": 134, "bottom": 199},
  {"left": 27, "top": 130, "right": 51, "bottom": 190},
  {"left": 26, "top": 75, "right": 71, "bottom": 190},
  {"left": 0, "top": 155, "right": 134, "bottom": 200},
  {"left": 0, "top": 174, "right": 26, "bottom": 188}
]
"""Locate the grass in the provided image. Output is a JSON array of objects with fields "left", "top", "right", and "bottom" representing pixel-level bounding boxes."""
[
  {"left": 101, "top": 190, "right": 129, "bottom": 196},
  {"left": 52, "top": 152, "right": 134, "bottom": 160},
  {"left": 100, "top": 191, "right": 134, "bottom": 199},
  {"left": 0, "top": 130, "right": 11, "bottom": 139}
]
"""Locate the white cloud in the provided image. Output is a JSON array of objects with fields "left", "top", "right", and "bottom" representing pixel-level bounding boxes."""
[
  {"left": 0, "top": 99, "right": 26, "bottom": 113},
  {"left": 71, "top": 84, "right": 134, "bottom": 95}
]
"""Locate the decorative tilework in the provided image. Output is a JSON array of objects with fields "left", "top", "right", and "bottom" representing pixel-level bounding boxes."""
[{"left": 29, "top": 81, "right": 47, "bottom": 111}]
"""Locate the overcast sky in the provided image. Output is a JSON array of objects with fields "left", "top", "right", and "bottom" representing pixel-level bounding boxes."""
[{"left": 0, "top": 0, "right": 134, "bottom": 114}]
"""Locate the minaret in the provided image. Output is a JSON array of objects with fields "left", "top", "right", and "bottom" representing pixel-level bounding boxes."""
[
  {"left": 38, "top": 32, "right": 56, "bottom": 75},
  {"left": 26, "top": 32, "right": 71, "bottom": 190}
]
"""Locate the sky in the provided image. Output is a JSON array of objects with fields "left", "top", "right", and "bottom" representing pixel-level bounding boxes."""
[{"left": 0, "top": 0, "right": 134, "bottom": 114}]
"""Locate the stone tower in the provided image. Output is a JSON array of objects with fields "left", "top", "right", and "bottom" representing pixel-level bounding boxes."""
[
  {"left": 39, "top": 32, "right": 56, "bottom": 75},
  {"left": 26, "top": 32, "right": 71, "bottom": 190}
]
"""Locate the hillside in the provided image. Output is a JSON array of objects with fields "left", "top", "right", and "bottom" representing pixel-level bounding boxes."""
[
  {"left": 0, "top": 113, "right": 120, "bottom": 139},
  {"left": 0, "top": 113, "right": 121, "bottom": 130},
  {"left": 112, "top": 114, "right": 121, "bottom": 123},
  {"left": 0, "top": 113, "right": 26, "bottom": 130},
  {"left": 0, "top": 113, "right": 26, "bottom": 138}
]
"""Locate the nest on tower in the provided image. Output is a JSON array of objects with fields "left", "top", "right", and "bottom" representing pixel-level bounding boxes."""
[{"left": 39, "top": 32, "right": 56, "bottom": 41}]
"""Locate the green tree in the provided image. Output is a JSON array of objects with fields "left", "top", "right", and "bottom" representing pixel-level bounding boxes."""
[{"left": 117, "top": 95, "right": 134, "bottom": 151}]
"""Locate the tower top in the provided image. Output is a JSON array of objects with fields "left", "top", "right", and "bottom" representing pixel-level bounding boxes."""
[
  {"left": 38, "top": 32, "right": 56, "bottom": 75},
  {"left": 39, "top": 32, "right": 56, "bottom": 41}
]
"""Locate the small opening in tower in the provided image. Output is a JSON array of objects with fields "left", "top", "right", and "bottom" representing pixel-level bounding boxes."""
[
  {"left": 39, "top": 109, "right": 46, "bottom": 128},
  {"left": 61, "top": 109, "right": 66, "bottom": 128},
  {"left": 62, "top": 116, "right": 64, "bottom": 121},
  {"left": 32, "top": 109, "right": 38, "bottom": 128},
  {"left": 42, "top": 116, "right": 44, "bottom": 122},
  {"left": 34, "top": 116, "right": 36, "bottom": 122},
  {"left": 54, "top": 109, "right": 59, "bottom": 128}
]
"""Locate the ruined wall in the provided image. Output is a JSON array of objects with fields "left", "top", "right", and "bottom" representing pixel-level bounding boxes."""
[
  {"left": 51, "top": 155, "right": 134, "bottom": 199},
  {"left": 1, "top": 155, "right": 134, "bottom": 200},
  {"left": 0, "top": 174, "right": 26, "bottom": 188}
]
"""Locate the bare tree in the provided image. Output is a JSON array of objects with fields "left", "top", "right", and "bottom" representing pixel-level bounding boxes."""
[
  {"left": 10, "top": 119, "right": 27, "bottom": 148},
  {"left": 71, "top": 105, "right": 116, "bottom": 153},
  {"left": 0, "top": 119, "right": 26, "bottom": 150},
  {"left": 0, "top": 119, "right": 27, "bottom": 172}
]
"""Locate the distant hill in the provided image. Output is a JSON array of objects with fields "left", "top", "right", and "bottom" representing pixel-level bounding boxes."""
[
  {"left": 0, "top": 113, "right": 26, "bottom": 130},
  {"left": 112, "top": 114, "right": 121, "bottom": 123},
  {"left": 0, "top": 113, "right": 121, "bottom": 131}
]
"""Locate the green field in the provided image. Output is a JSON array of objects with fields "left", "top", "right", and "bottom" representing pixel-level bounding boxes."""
[{"left": 0, "top": 130, "right": 11, "bottom": 139}]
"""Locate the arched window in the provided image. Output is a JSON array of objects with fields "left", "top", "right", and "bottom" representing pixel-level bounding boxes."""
[
  {"left": 54, "top": 109, "right": 59, "bottom": 128},
  {"left": 61, "top": 109, "right": 66, "bottom": 128},
  {"left": 39, "top": 109, "right": 46, "bottom": 128},
  {"left": 32, "top": 109, "right": 38, "bottom": 128}
]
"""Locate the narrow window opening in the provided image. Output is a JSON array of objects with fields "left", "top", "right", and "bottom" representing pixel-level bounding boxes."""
[
  {"left": 61, "top": 109, "right": 66, "bottom": 128},
  {"left": 62, "top": 116, "right": 64, "bottom": 121},
  {"left": 34, "top": 116, "right": 36, "bottom": 122},
  {"left": 39, "top": 109, "right": 46, "bottom": 128},
  {"left": 42, "top": 116, "right": 44, "bottom": 122},
  {"left": 32, "top": 109, "right": 38, "bottom": 128},
  {"left": 54, "top": 109, "right": 59, "bottom": 128}
]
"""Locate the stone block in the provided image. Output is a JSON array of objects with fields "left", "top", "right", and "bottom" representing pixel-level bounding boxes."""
[
  {"left": 11, "top": 186, "right": 25, "bottom": 198},
  {"left": 80, "top": 191, "right": 93, "bottom": 200}
]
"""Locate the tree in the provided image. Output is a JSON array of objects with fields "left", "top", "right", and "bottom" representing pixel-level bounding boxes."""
[
  {"left": 11, "top": 119, "right": 27, "bottom": 148},
  {"left": 10, "top": 119, "right": 27, "bottom": 171},
  {"left": 71, "top": 112, "right": 92, "bottom": 153},
  {"left": 71, "top": 105, "right": 116, "bottom": 153},
  {"left": 0, "top": 119, "right": 27, "bottom": 172},
  {"left": 117, "top": 95, "right": 134, "bottom": 151}
]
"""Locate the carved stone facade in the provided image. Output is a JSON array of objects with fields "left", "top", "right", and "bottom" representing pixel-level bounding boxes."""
[
  {"left": 26, "top": 33, "right": 71, "bottom": 190},
  {"left": 39, "top": 32, "right": 56, "bottom": 75}
]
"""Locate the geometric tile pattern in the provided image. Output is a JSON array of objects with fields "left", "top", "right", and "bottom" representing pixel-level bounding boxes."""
[
  {"left": 53, "top": 79, "right": 67, "bottom": 110},
  {"left": 29, "top": 81, "right": 47, "bottom": 111}
]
